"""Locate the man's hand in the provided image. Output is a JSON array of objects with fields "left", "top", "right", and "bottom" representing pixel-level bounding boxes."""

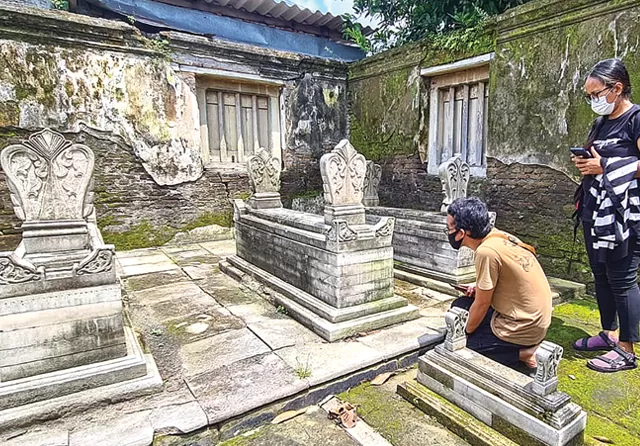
[
  {"left": 572, "top": 147, "right": 603, "bottom": 176},
  {"left": 465, "top": 284, "right": 476, "bottom": 297}
]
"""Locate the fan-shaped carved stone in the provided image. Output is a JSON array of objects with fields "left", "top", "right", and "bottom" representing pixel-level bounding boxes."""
[
  {"left": 1, "top": 128, "right": 95, "bottom": 222},
  {"left": 439, "top": 154, "right": 470, "bottom": 213},
  {"left": 247, "top": 148, "right": 281, "bottom": 194},
  {"left": 320, "top": 140, "right": 366, "bottom": 206}
]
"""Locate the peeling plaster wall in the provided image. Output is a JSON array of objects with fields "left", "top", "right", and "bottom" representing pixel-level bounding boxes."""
[
  {"left": 0, "top": 4, "right": 349, "bottom": 250},
  {"left": 0, "top": 41, "right": 203, "bottom": 186}
]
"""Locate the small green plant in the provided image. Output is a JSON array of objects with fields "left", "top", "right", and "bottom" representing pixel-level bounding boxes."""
[
  {"left": 127, "top": 15, "right": 136, "bottom": 25},
  {"left": 151, "top": 328, "right": 163, "bottom": 336},
  {"left": 276, "top": 305, "right": 288, "bottom": 315},
  {"left": 51, "top": 0, "right": 69, "bottom": 10},
  {"left": 294, "top": 355, "right": 312, "bottom": 379}
]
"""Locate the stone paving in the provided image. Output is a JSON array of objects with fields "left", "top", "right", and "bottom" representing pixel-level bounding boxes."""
[{"left": 3, "top": 239, "right": 452, "bottom": 446}]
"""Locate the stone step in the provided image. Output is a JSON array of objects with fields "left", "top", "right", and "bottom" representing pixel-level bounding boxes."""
[{"left": 398, "top": 380, "right": 518, "bottom": 446}]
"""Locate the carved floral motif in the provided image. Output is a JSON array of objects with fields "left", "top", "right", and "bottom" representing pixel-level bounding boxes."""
[
  {"left": 0, "top": 254, "right": 42, "bottom": 284},
  {"left": 534, "top": 341, "right": 563, "bottom": 384},
  {"left": 326, "top": 219, "right": 358, "bottom": 243},
  {"left": 76, "top": 248, "right": 114, "bottom": 276},
  {"left": 320, "top": 140, "right": 366, "bottom": 206},
  {"left": 374, "top": 217, "right": 394, "bottom": 237},
  {"left": 438, "top": 155, "right": 470, "bottom": 213},
  {"left": 247, "top": 148, "right": 281, "bottom": 194},
  {"left": 444, "top": 307, "right": 469, "bottom": 350},
  {"left": 0, "top": 129, "right": 95, "bottom": 221}
]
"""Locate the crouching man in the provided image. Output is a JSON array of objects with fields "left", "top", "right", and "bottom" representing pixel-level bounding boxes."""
[{"left": 446, "top": 197, "right": 552, "bottom": 369}]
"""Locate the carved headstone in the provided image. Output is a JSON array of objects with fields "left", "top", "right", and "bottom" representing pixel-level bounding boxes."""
[
  {"left": 320, "top": 140, "right": 366, "bottom": 225},
  {"left": 246, "top": 148, "right": 282, "bottom": 209},
  {"left": 1, "top": 128, "right": 95, "bottom": 254},
  {"left": 439, "top": 154, "right": 470, "bottom": 213},
  {"left": 362, "top": 160, "right": 381, "bottom": 207},
  {"left": 444, "top": 307, "right": 468, "bottom": 351},
  {"left": 531, "top": 341, "right": 563, "bottom": 396}
]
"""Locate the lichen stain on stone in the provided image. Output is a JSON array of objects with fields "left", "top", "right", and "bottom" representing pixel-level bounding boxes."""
[{"left": 0, "top": 40, "right": 203, "bottom": 186}]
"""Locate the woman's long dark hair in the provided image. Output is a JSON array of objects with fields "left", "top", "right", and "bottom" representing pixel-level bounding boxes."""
[{"left": 588, "top": 58, "right": 632, "bottom": 98}]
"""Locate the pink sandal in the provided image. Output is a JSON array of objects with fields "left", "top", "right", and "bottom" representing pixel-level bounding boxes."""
[{"left": 587, "top": 346, "right": 637, "bottom": 373}]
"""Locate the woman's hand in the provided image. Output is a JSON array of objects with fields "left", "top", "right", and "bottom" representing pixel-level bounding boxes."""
[{"left": 572, "top": 147, "right": 603, "bottom": 176}]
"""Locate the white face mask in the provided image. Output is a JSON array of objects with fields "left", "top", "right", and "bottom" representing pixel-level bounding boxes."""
[{"left": 591, "top": 92, "right": 616, "bottom": 116}]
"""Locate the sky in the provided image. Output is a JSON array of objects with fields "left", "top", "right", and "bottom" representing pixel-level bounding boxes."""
[{"left": 288, "top": 0, "right": 377, "bottom": 27}]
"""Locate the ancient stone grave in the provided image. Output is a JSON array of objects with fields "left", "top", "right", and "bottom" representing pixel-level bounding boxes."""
[
  {"left": 220, "top": 142, "right": 419, "bottom": 341},
  {"left": 399, "top": 307, "right": 587, "bottom": 446},
  {"left": 0, "top": 129, "right": 160, "bottom": 428},
  {"left": 366, "top": 154, "right": 487, "bottom": 293}
]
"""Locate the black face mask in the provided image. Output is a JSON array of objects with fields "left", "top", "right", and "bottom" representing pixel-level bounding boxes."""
[{"left": 448, "top": 230, "right": 464, "bottom": 250}]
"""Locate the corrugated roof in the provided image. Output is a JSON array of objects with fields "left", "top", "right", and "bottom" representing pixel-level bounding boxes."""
[{"left": 193, "top": 0, "right": 372, "bottom": 33}]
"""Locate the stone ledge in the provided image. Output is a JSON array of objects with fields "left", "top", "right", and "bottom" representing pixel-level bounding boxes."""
[{"left": 398, "top": 380, "right": 518, "bottom": 446}]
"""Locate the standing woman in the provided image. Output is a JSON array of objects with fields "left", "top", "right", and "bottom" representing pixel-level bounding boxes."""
[{"left": 572, "top": 58, "right": 640, "bottom": 372}]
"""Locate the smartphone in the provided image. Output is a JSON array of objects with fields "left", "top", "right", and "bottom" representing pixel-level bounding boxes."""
[
  {"left": 450, "top": 284, "right": 469, "bottom": 293},
  {"left": 570, "top": 147, "right": 592, "bottom": 158}
]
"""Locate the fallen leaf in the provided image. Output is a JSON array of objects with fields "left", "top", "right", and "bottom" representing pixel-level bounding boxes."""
[
  {"left": 592, "top": 435, "right": 614, "bottom": 444},
  {"left": 371, "top": 372, "right": 393, "bottom": 386},
  {"left": 271, "top": 408, "right": 307, "bottom": 424},
  {"left": 569, "top": 375, "right": 576, "bottom": 380}
]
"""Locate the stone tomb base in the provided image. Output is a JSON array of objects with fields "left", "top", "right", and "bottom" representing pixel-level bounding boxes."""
[
  {"left": 222, "top": 256, "right": 418, "bottom": 342},
  {"left": 403, "top": 345, "right": 586, "bottom": 446},
  {"left": 0, "top": 323, "right": 160, "bottom": 416}
]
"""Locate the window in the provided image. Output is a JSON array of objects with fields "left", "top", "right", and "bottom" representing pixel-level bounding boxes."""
[
  {"left": 197, "top": 78, "right": 282, "bottom": 166},
  {"left": 423, "top": 54, "right": 492, "bottom": 177}
]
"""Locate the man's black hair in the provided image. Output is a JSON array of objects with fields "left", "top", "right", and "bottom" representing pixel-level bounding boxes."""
[{"left": 447, "top": 197, "right": 492, "bottom": 239}]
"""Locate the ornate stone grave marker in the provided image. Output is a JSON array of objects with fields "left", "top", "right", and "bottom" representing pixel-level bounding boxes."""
[
  {"left": 0, "top": 129, "right": 159, "bottom": 418},
  {"left": 223, "top": 139, "right": 418, "bottom": 341},
  {"left": 247, "top": 148, "right": 283, "bottom": 209}
]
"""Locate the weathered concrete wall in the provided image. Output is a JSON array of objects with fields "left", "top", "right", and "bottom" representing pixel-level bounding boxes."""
[
  {"left": 348, "top": 0, "right": 640, "bottom": 282},
  {"left": 0, "top": 4, "right": 348, "bottom": 250}
]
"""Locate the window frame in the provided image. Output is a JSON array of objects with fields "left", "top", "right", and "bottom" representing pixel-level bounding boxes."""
[
  {"left": 195, "top": 76, "right": 284, "bottom": 168},
  {"left": 423, "top": 53, "right": 493, "bottom": 177}
]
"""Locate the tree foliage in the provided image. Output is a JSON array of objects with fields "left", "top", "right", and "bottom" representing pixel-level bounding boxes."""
[{"left": 344, "top": 0, "right": 533, "bottom": 53}]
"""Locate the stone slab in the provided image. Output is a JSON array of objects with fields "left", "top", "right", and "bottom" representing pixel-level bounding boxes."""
[
  {"left": 68, "top": 409, "right": 153, "bottom": 446},
  {"left": 271, "top": 287, "right": 420, "bottom": 342},
  {"left": 248, "top": 318, "right": 322, "bottom": 350},
  {"left": 182, "top": 264, "right": 217, "bottom": 280},
  {"left": 117, "top": 253, "right": 173, "bottom": 267},
  {"left": 149, "top": 401, "right": 208, "bottom": 436},
  {"left": 355, "top": 317, "right": 445, "bottom": 359},
  {"left": 120, "top": 261, "right": 180, "bottom": 278},
  {"left": 123, "top": 270, "right": 190, "bottom": 292},
  {"left": 275, "top": 341, "right": 384, "bottom": 387},
  {"left": 4, "top": 429, "right": 69, "bottom": 446},
  {"left": 226, "top": 301, "right": 289, "bottom": 324},
  {"left": 185, "top": 352, "right": 309, "bottom": 424},
  {"left": 0, "top": 352, "right": 162, "bottom": 432},
  {"left": 115, "top": 248, "right": 163, "bottom": 259},
  {"left": 130, "top": 281, "right": 217, "bottom": 306},
  {"left": 0, "top": 327, "right": 152, "bottom": 412},
  {"left": 398, "top": 380, "right": 518, "bottom": 446},
  {"left": 199, "top": 240, "right": 237, "bottom": 257},
  {"left": 180, "top": 328, "right": 270, "bottom": 378}
]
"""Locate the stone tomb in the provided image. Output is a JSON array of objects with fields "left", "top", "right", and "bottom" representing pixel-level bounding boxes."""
[
  {"left": 365, "top": 154, "right": 493, "bottom": 290},
  {"left": 0, "top": 129, "right": 160, "bottom": 417},
  {"left": 221, "top": 142, "right": 419, "bottom": 341},
  {"left": 399, "top": 307, "right": 587, "bottom": 446}
]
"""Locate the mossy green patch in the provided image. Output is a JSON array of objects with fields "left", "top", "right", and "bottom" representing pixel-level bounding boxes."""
[
  {"left": 547, "top": 301, "right": 640, "bottom": 445},
  {"left": 99, "top": 210, "right": 233, "bottom": 251}
]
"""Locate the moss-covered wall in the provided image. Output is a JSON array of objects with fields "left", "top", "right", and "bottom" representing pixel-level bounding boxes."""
[{"left": 349, "top": 0, "right": 640, "bottom": 282}]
